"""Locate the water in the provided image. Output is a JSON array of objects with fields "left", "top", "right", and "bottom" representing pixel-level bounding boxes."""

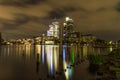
[{"left": 0, "top": 45, "right": 112, "bottom": 80}]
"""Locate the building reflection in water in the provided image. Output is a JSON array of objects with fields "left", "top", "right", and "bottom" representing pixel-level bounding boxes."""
[
  {"left": 45, "top": 45, "right": 54, "bottom": 75},
  {"left": 82, "top": 46, "right": 88, "bottom": 59},
  {"left": 3, "top": 46, "right": 7, "bottom": 56},
  {"left": 42, "top": 45, "right": 45, "bottom": 64},
  {"left": 25, "top": 45, "right": 31, "bottom": 59},
  {"left": 35, "top": 45, "right": 41, "bottom": 54},
  {"left": 45, "top": 45, "right": 59, "bottom": 76},
  {"left": 80, "top": 46, "right": 88, "bottom": 60},
  {"left": 109, "top": 46, "right": 113, "bottom": 52},
  {"left": 63, "top": 45, "right": 73, "bottom": 80},
  {"left": 97, "top": 48, "right": 101, "bottom": 55},
  {"left": 63, "top": 45, "right": 66, "bottom": 61},
  {"left": 36, "top": 53, "right": 40, "bottom": 74},
  {"left": 7, "top": 46, "right": 10, "bottom": 56},
  {"left": 53, "top": 45, "right": 59, "bottom": 72},
  {"left": 35, "top": 45, "right": 41, "bottom": 73},
  {"left": 0, "top": 44, "right": 115, "bottom": 80}
]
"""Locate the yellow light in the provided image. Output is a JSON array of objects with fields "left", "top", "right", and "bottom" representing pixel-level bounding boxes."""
[
  {"left": 109, "top": 41, "right": 112, "bottom": 45},
  {"left": 110, "top": 46, "right": 113, "bottom": 52},
  {"left": 63, "top": 61, "right": 69, "bottom": 80},
  {"left": 66, "top": 17, "right": 70, "bottom": 21},
  {"left": 35, "top": 45, "right": 41, "bottom": 54}
]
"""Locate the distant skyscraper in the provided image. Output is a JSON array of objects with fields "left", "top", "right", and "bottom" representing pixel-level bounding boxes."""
[
  {"left": 63, "top": 17, "right": 74, "bottom": 37},
  {"left": 47, "top": 21, "right": 60, "bottom": 38}
]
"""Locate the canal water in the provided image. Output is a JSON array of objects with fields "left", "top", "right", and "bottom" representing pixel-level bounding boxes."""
[{"left": 0, "top": 45, "right": 112, "bottom": 80}]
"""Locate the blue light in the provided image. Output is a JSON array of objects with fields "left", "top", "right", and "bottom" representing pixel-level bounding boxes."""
[
  {"left": 63, "top": 45, "right": 66, "bottom": 61},
  {"left": 50, "top": 45, "right": 53, "bottom": 75}
]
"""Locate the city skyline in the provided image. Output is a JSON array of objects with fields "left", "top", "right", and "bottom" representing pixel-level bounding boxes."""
[{"left": 0, "top": 0, "right": 120, "bottom": 40}]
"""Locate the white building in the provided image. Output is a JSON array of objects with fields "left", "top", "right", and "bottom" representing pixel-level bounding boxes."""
[{"left": 47, "top": 21, "right": 59, "bottom": 38}]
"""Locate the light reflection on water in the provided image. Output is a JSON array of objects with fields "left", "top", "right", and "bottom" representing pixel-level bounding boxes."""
[
  {"left": 42, "top": 45, "right": 45, "bottom": 64},
  {"left": 63, "top": 45, "right": 73, "bottom": 80},
  {"left": 45, "top": 45, "right": 59, "bottom": 76},
  {"left": 0, "top": 45, "right": 113, "bottom": 80}
]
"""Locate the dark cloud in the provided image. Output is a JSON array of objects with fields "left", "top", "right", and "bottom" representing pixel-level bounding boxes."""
[
  {"left": 48, "top": 8, "right": 66, "bottom": 19},
  {"left": 13, "top": 14, "right": 30, "bottom": 24},
  {"left": 0, "top": 14, "right": 29, "bottom": 30},
  {"left": 63, "top": 6, "right": 77, "bottom": 12},
  {"left": 47, "top": 6, "right": 80, "bottom": 19},
  {"left": 1, "top": 14, "right": 48, "bottom": 30},
  {"left": 115, "top": 2, "right": 120, "bottom": 12},
  {"left": 24, "top": 0, "right": 46, "bottom": 4},
  {"left": 0, "top": 0, "right": 120, "bottom": 40},
  {"left": 0, "top": 13, "right": 49, "bottom": 39},
  {"left": 2, "top": 22, "right": 18, "bottom": 30},
  {"left": 0, "top": 0, "right": 46, "bottom": 7},
  {"left": 13, "top": 14, "right": 50, "bottom": 25}
]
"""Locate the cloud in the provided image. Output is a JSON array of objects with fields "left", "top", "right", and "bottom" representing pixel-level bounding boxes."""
[
  {"left": 0, "top": 0, "right": 47, "bottom": 7},
  {"left": 115, "top": 2, "right": 120, "bottom": 12},
  {"left": 47, "top": 8, "right": 66, "bottom": 19},
  {"left": 0, "top": 0, "right": 120, "bottom": 40},
  {"left": 0, "top": 13, "right": 49, "bottom": 39}
]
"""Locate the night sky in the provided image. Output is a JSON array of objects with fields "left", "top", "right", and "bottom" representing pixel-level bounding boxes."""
[{"left": 0, "top": 0, "right": 120, "bottom": 40}]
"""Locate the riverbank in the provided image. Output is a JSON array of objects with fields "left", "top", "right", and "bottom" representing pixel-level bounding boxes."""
[{"left": 94, "top": 48, "right": 120, "bottom": 80}]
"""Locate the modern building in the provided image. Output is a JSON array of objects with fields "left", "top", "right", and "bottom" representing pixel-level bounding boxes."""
[
  {"left": 63, "top": 17, "right": 74, "bottom": 38},
  {"left": 47, "top": 21, "right": 60, "bottom": 38},
  {"left": 80, "top": 34, "right": 96, "bottom": 43}
]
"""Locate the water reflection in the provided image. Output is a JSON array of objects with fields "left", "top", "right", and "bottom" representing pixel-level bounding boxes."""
[
  {"left": 0, "top": 44, "right": 113, "bottom": 80},
  {"left": 53, "top": 45, "right": 59, "bottom": 72},
  {"left": 45, "top": 45, "right": 54, "bottom": 75},
  {"left": 42, "top": 45, "right": 45, "bottom": 64},
  {"left": 45, "top": 45, "right": 59, "bottom": 76},
  {"left": 63, "top": 45, "right": 66, "bottom": 61},
  {"left": 35, "top": 45, "right": 41, "bottom": 74},
  {"left": 24, "top": 45, "right": 31, "bottom": 59},
  {"left": 109, "top": 46, "right": 113, "bottom": 52},
  {"left": 36, "top": 53, "right": 40, "bottom": 74},
  {"left": 63, "top": 45, "right": 73, "bottom": 80},
  {"left": 35, "top": 45, "right": 41, "bottom": 54}
]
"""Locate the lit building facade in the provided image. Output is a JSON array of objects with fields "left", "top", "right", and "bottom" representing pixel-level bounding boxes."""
[
  {"left": 81, "top": 34, "right": 96, "bottom": 42},
  {"left": 47, "top": 21, "right": 59, "bottom": 38},
  {"left": 63, "top": 17, "right": 74, "bottom": 38}
]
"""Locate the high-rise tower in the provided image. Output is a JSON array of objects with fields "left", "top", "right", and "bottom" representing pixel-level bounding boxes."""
[
  {"left": 63, "top": 17, "right": 74, "bottom": 38},
  {"left": 47, "top": 21, "right": 60, "bottom": 38}
]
